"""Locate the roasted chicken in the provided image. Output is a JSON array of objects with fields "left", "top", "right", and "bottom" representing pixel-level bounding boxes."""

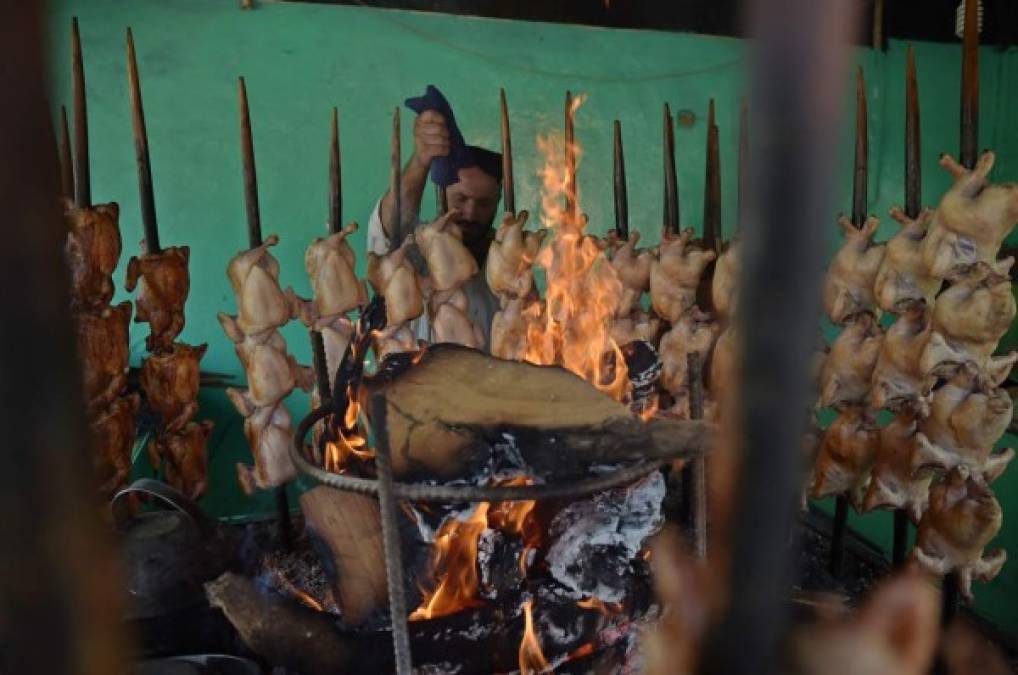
[
  {"left": 140, "top": 342, "right": 207, "bottom": 432},
  {"left": 919, "top": 258, "right": 1016, "bottom": 374},
  {"left": 922, "top": 152, "right": 1018, "bottom": 279},
  {"left": 914, "top": 363, "right": 1014, "bottom": 483},
  {"left": 491, "top": 297, "right": 533, "bottom": 361},
  {"left": 89, "top": 393, "right": 140, "bottom": 499},
  {"left": 659, "top": 307, "right": 719, "bottom": 418},
  {"left": 650, "top": 228, "right": 717, "bottom": 323},
  {"left": 303, "top": 222, "right": 366, "bottom": 322},
  {"left": 415, "top": 211, "right": 478, "bottom": 292},
  {"left": 367, "top": 236, "right": 424, "bottom": 326},
  {"left": 431, "top": 300, "right": 485, "bottom": 350},
  {"left": 148, "top": 420, "right": 214, "bottom": 501},
  {"left": 873, "top": 208, "right": 941, "bottom": 313},
  {"left": 913, "top": 467, "right": 1006, "bottom": 601},
  {"left": 819, "top": 313, "right": 883, "bottom": 408},
  {"left": 75, "top": 301, "right": 132, "bottom": 413},
  {"left": 711, "top": 239, "right": 740, "bottom": 320},
  {"left": 226, "top": 329, "right": 313, "bottom": 411},
  {"left": 862, "top": 405, "right": 932, "bottom": 522},
  {"left": 811, "top": 404, "right": 878, "bottom": 505},
  {"left": 610, "top": 309, "right": 661, "bottom": 348},
  {"left": 870, "top": 300, "right": 933, "bottom": 411},
  {"left": 823, "top": 216, "right": 885, "bottom": 324},
  {"left": 65, "top": 202, "right": 122, "bottom": 310},
  {"left": 223, "top": 235, "right": 297, "bottom": 338},
  {"left": 607, "top": 230, "right": 653, "bottom": 317},
  {"left": 486, "top": 211, "right": 545, "bottom": 299},
  {"left": 233, "top": 401, "right": 297, "bottom": 495},
  {"left": 125, "top": 244, "right": 190, "bottom": 352}
]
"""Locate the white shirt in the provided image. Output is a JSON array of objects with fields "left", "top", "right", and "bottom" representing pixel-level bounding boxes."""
[{"left": 366, "top": 199, "right": 500, "bottom": 349}]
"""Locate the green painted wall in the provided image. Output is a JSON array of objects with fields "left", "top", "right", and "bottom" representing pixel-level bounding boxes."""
[{"left": 48, "top": 0, "right": 1018, "bottom": 633}]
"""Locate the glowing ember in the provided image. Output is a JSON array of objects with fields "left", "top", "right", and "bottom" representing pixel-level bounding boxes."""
[
  {"left": 577, "top": 596, "right": 624, "bottom": 616},
  {"left": 525, "top": 95, "right": 629, "bottom": 401},
  {"left": 519, "top": 599, "right": 550, "bottom": 674}
]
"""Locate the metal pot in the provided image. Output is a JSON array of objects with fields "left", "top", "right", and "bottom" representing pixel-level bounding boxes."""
[{"left": 113, "top": 479, "right": 234, "bottom": 622}]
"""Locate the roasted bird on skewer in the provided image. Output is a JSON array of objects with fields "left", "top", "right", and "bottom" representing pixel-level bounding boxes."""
[
  {"left": 873, "top": 207, "right": 940, "bottom": 313},
  {"left": 650, "top": 228, "right": 716, "bottom": 323},
  {"left": 125, "top": 244, "right": 190, "bottom": 352},
  {"left": 65, "top": 202, "right": 123, "bottom": 311},
  {"left": 811, "top": 404, "right": 878, "bottom": 507},
  {"left": 149, "top": 420, "right": 214, "bottom": 502},
  {"left": 75, "top": 301, "right": 132, "bottom": 414},
  {"left": 139, "top": 342, "right": 207, "bottom": 433},
  {"left": 823, "top": 215, "right": 885, "bottom": 324},
  {"left": 819, "top": 312, "right": 883, "bottom": 409}
]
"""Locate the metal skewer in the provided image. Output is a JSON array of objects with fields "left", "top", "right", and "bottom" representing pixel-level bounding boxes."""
[
  {"left": 127, "top": 28, "right": 160, "bottom": 253},
  {"left": 663, "top": 103, "right": 679, "bottom": 234},
  {"left": 704, "top": 99, "right": 722, "bottom": 254},
  {"left": 71, "top": 17, "right": 90, "bottom": 208},
  {"left": 58, "top": 106, "right": 73, "bottom": 202},
  {"left": 894, "top": 46, "right": 922, "bottom": 569},
  {"left": 500, "top": 88, "right": 515, "bottom": 215},
  {"left": 239, "top": 76, "right": 292, "bottom": 549},
  {"left": 564, "top": 91, "right": 577, "bottom": 224},
  {"left": 389, "top": 107, "right": 402, "bottom": 251},
  {"left": 613, "top": 120, "right": 628, "bottom": 239},
  {"left": 830, "top": 66, "right": 868, "bottom": 579},
  {"left": 329, "top": 107, "right": 342, "bottom": 235}
]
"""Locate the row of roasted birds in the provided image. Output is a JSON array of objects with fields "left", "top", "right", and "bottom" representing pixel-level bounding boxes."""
[{"left": 220, "top": 147, "right": 1016, "bottom": 600}]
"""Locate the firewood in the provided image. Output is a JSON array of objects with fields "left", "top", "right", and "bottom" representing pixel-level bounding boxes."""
[
  {"left": 299, "top": 486, "right": 387, "bottom": 626},
  {"left": 361, "top": 345, "right": 712, "bottom": 480}
]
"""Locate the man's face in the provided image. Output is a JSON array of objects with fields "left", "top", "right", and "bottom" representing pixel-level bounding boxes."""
[{"left": 447, "top": 166, "right": 500, "bottom": 253}]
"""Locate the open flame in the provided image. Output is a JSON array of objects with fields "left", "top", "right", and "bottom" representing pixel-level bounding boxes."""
[
  {"left": 409, "top": 478, "right": 541, "bottom": 621},
  {"left": 577, "top": 596, "right": 623, "bottom": 616},
  {"left": 323, "top": 391, "right": 374, "bottom": 472},
  {"left": 524, "top": 95, "right": 629, "bottom": 401},
  {"left": 519, "top": 599, "right": 550, "bottom": 674}
]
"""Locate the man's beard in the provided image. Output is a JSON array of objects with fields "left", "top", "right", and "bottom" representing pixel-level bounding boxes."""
[{"left": 457, "top": 219, "right": 493, "bottom": 261}]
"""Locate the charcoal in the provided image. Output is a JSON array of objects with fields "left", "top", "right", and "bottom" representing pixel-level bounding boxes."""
[
  {"left": 478, "top": 529, "right": 524, "bottom": 601},
  {"left": 545, "top": 472, "right": 665, "bottom": 602},
  {"left": 622, "top": 339, "right": 661, "bottom": 416}
]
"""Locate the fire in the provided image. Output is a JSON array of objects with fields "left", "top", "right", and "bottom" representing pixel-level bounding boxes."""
[
  {"left": 519, "top": 599, "right": 550, "bottom": 674},
  {"left": 577, "top": 596, "right": 623, "bottom": 616},
  {"left": 410, "top": 478, "right": 542, "bottom": 621},
  {"left": 524, "top": 95, "right": 629, "bottom": 401},
  {"left": 323, "top": 432, "right": 373, "bottom": 472}
]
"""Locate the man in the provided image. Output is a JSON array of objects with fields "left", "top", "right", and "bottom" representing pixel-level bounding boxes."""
[{"left": 366, "top": 105, "right": 504, "bottom": 347}]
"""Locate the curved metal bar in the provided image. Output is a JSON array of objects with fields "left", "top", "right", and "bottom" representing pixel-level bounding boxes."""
[{"left": 290, "top": 403, "right": 664, "bottom": 503}]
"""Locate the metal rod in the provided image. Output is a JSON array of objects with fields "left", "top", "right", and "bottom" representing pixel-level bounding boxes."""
[
  {"left": 663, "top": 102, "right": 679, "bottom": 234},
  {"left": 58, "top": 106, "right": 73, "bottom": 202},
  {"left": 852, "top": 67, "right": 868, "bottom": 227},
  {"left": 905, "top": 45, "right": 921, "bottom": 219},
  {"left": 500, "top": 88, "right": 515, "bottom": 214},
  {"left": 892, "top": 508, "right": 909, "bottom": 566},
  {"left": 688, "top": 352, "right": 707, "bottom": 558},
  {"left": 738, "top": 97, "right": 748, "bottom": 230},
  {"left": 71, "top": 17, "right": 90, "bottom": 208},
  {"left": 960, "top": 0, "right": 979, "bottom": 170},
  {"left": 126, "top": 28, "right": 160, "bottom": 253},
  {"left": 434, "top": 184, "right": 448, "bottom": 217},
  {"left": 389, "top": 107, "right": 402, "bottom": 251},
  {"left": 310, "top": 330, "right": 331, "bottom": 401},
  {"left": 564, "top": 91, "right": 577, "bottom": 224},
  {"left": 238, "top": 77, "right": 261, "bottom": 248},
  {"left": 329, "top": 107, "right": 342, "bottom": 234},
  {"left": 704, "top": 99, "right": 721, "bottom": 253},
  {"left": 829, "top": 494, "right": 849, "bottom": 576},
  {"left": 370, "top": 395, "right": 413, "bottom": 675},
  {"left": 613, "top": 120, "right": 628, "bottom": 239},
  {"left": 699, "top": 0, "right": 856, "bottom": 670}
]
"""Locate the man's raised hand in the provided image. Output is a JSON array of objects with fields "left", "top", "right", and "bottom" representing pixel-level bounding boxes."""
[{"left": 413, "top": 110, "right": 450, "bottom": 169}]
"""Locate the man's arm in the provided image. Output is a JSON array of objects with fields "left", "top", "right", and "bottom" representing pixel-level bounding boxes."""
[{"left": 379, "top": 109, "right": 449, "bottom": 245}]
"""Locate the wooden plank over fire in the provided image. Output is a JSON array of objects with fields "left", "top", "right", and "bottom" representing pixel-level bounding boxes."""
[{"left": 360, "top": 345, "right": 712, "bottom": 480}]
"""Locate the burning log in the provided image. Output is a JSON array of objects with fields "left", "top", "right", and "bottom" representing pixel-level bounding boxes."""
[
  {"left": 299, "top": 486, "right": 388, "bottom": 625},
  {"left": 360, "top": 345, "right": 711, "bottom": 481}
]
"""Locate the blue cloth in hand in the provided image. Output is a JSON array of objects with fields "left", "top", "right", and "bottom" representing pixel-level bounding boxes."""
[{"left": 405, "top": 85, "right": 501, "bottom": 188}]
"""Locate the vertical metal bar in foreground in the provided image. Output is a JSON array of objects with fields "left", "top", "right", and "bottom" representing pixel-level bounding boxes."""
[
  {"left": 127, "top": 28, "right": 161, "bottom": 253},
  {"left": 688, "top": 353, "right": 707, "bottom": 559},
  {"left": 71, "top": 17, "right": 91, "bottom": 208},
  {"left": 699, "top": 0, "right": 856, "bottom": 672},
  {"left": 663, "top": 103, "right": 679, "bottom": 234},
  {"left": 371, "top": 395, "right": 413, "bottom": 675},
  {"left": 500, "top": 88, "right": 515, "bottom": 215},
  {"left": 2, "top": 4, "right": 126, "bottom": 670},
  {"left": 613, "top": 120, "right": 628, "bottom": 239}
]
